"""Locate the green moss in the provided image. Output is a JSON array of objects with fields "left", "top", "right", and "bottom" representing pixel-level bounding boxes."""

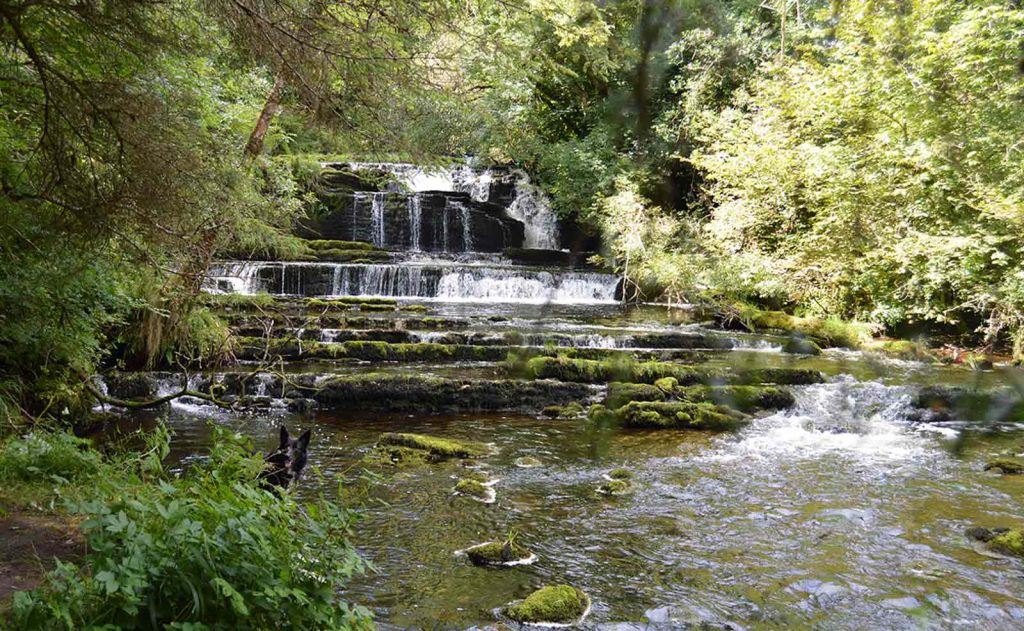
[
  {"left": 678, "top": 385, "right": 795, "bottom": 413},
  {"left": 465, "top": 541, "right": 533, "bottom": 566},
  {"left": 515, "top": 456, "right": 542, "bottom": 468},
  {"left": 607, "top": 468, "right": 633, "bottom": 480},
  {"left": 462, "top": 470, "right": 491, "bottom": 483},
  {"left": 363, "top": 445, "right": 433, "bottom": 467},
  {"left": 865, "top": 339, "right": 934, "bottom": 361},
  {"left": 984, "top": 458, "right": 1024, "bottom": 474},
  {"left": 606, "top": 383, "right": 665, "bottom": 408},
  {"left": 304, "top": 239, "right": 382, "bottom": 252},
  {"left": 502, "top": 585, "right": 590, "bottom": 624},
  {"left": 313, "top": 248, "right": 391, "bottom": 263},
  {"left": 616, "top": 401, "right": 744, "bottom": 431},
  {"left": 378, "top": 432, "right": 489, "bottom": 459},
  {"left": 654, "top": 376, "right": 679, "bottom": 391},
  {"left": 989, "top": 529, "right": 1024, "bottom": 557},
  {"left": 597, "top": 479, "right": 632, "bottom": 495},
  {"left": 730, "top": 303, "right": 869, "bottom": 348},
  {"left": 400, "top": 304, "right": 429, "bottom": 313},
  {"left": 454, "top": 478, "right": 494, "bottom": 501}
]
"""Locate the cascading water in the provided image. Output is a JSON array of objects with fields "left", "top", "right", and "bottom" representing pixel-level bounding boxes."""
[
  {"left": 206, "top": 261, "right": 618, "bottom": 304},
  {"left": 371, "top": 192, "right": 387, "bottom": 247},
  {"left": 504, "top": 172, "right": 559, "bottom": 250},
  {"left": 407, "top": 195, "right": 422, "bottom": 251}
]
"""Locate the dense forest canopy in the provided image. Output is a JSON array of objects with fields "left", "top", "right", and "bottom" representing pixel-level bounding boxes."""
[{"left": 2, "top": 0, "right": 1023, "bottom": 422}]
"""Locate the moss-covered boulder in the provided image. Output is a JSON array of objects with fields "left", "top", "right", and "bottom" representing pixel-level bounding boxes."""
[
  {"left": 541, "top": 401, "right": 586, "bottom": 418},
  {"left": 379, "top": 432, "right": 489, "bottom": 459},
  {"left": 104, "top": 372, "right": 156, "bottom": 401},
  {"left": 912, "top": 386, "right": 1024, "bottom": 424},
  {"left": 501, "top": 585, "right": 590, "bottom": 625},
  {"left": 597, "top": 479, "right": 632, "bottom": 495},
  {"left": 865, "top": 339, "right": 933, "bottom": 361},
  {"left": 606, "top": 468, "right": 633, "bottom": 480},
  {"left": 966, "top": 527, "right": 1024, "bottom": 557},
  {"left": 616, "top": 401, "right": 744, "bottom": 431},
  {"left": 461, "top": 470, "right": 492, "bottom": 483},
  {"left": 984, "top": 457, "right": 1024, "bottom": 474},
  {"left": 465, "top": 540, "right": 534, "bottom": 567},
  {"left": 525, "top": 356, "right": 823, "bottom": 387},
  {"left": 454, "top": 478, "right": 496, "bottom": 503},
  {"left": 606, "top": 383, "right": 665, "bottom": 408}
]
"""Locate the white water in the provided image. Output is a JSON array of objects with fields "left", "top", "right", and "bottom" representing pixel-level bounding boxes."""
[
  {"left": 707, "top": 375, "right": 929, "bottom": 464},
  {"left": 342, "top": 161, "right": 560, "bottom": 249},
  {"left": 207, "top": 261, "right": 619, "bottom": 304},
  {"left": 371, "top": 192, "right": 387, "bottom": 247},
  {"left": 407, "top": 195, "right": 422, "bottom": 251}
]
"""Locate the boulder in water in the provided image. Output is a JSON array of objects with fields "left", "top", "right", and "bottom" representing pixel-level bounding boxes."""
[
  {"left": 782, "top": 337, "right": 822, "bottom": 356},
  {"left": 463, "top": 540, "right": 535, "bottom": 567},
  {"left": 104, "top": 372, "right": 156, "bottom": 401},
  {"left": 616, "top": 401, "right": 745, "bottom": 431},
  {"left": 605, "top": 468, "right": 633, "bottom": 481},
  {"left": 984, "top": 457, "right": 1024, "bottom": 474},
  {"left": 597, "top": 479, "right": 632, "bottom": 495},
  {"left": 966, "top": 526, "right": 1024, "bottom": 557},
  {"left": 379, "top": 432, "right": 489, "bottom": 459},
  {"left": 454, "top": 478, "right": 496, "bottom": 503},
  {"left": 501, "top": 585, "right": 590, "bottom": 625}
]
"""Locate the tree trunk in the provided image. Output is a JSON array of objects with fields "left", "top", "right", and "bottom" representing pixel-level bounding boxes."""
[{"left": 244, "top": 74, "right": 285, "bottom": 159}]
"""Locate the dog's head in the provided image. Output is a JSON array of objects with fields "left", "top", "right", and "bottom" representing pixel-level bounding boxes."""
[{"left": 264, "top": 426, "right": 311, "bottom": 487}]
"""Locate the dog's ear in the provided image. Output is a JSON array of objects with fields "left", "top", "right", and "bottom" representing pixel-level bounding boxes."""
[
  {"left": 296, "top": 429, "right": 312, "bottom": 451},
  {"left": 278, "top": 426, "right": 290, "bottom": 450}
]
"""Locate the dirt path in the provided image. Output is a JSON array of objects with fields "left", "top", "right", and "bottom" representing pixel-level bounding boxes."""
[{"left": 0, "top": 508, "right": 84, "bottom": 603}]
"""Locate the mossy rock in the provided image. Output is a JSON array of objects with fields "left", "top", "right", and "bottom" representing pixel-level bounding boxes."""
[
  {"left": 364, "top": 445, "right": 434, "bottom": 468},
  {"left": 314, "top": 248, "right": 392, "bottom": 263},
  {"left": 654, "top": 376, "right": 679, "bottom": 392},
  {"left": 379, "top": 432, "right": 489, "bottom": 459},
  {"left": 462, "top": 470, "right": 492, "bottom": 483},
  {"left": 526, "top": 356, "right": 822, "bottom": 387},
  {"left": 454, "top": 478, "right": 496, "bottom": 503},
  {"left": 616, "top": 401, "right": 744, "bottom": 431},
  {"left": 782, "top": 337, "right": 822, "bottom": 356},
  {"left": 465, "top": 540, "right": 534, "bottom": 567},
  {"left": 597, "top": 479, "right": 632, "bottom": 495},
  {"left": 867, "top": 339, "right": 933, "bottom": 361},
  {"left": 104, "top": 372, "right": 156, "bottom": 400},
  {"left": 606, "top": 383, "right": 665, "bottom": 409},
  {"left": 677, "top": 385, "right": 795, "bottom": 413},
  {"left": 984, "top": 457, "right": 1024, "bottom": 474},
  {"left": 967, "top": 527, "right": 1024, "bottom": 557},
  {"left": 515, "top": 456, "right": 543, "bottom": 468},
  {"left": 304, "top": 239, "right": 382, "bottom": 252},
  {"left": 542, "top": 401, "right": 586, "bottom": 418},
  {"left": 502, "top": 585, "right": 590, "bottom": 625},
  {"left": 606, "top": 468, "right": 633, "bottom": 480}
]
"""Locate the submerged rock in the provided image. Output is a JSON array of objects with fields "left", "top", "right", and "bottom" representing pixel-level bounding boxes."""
[
  {"left": 782, "top": 337, "right": 822, "bottom": 356},
  {"left": 464, "top": 540, "right": 535, "bottom": 567},
  {"left": 984, "top": 457, "right": 1024, "bottom": 474},
  {"left": 379, "top": 432, "right": 489, "bottom": 459},
  {"left": 501, "top": 585, "right": 591, "bottom": 625},
  {"left": 514, "top": 456, "right": 543, "bottom": 468}
]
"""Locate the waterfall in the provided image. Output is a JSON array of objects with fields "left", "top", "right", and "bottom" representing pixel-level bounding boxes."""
[
  {"left": 407, "top": 195, "right": 422, "bottom": 251},
  {"left": 205, "top": 261, "right": 618, "bottom": 304},
  {"left": 371, "top": 192, "right": 387, "bottom": 247},
  {"left": 340, "top": 161, "right": 560, "bottom": 250},
  {"left": 505, "top": 172, "right": 560, "bottom": 250},
  {"left": 457, "top": 201, "right": 473, "bottom": 251}
]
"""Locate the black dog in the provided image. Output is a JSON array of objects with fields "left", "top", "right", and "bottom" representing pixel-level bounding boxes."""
[{"left": 259, "top": 426, "right": 311, "bottom": 492}]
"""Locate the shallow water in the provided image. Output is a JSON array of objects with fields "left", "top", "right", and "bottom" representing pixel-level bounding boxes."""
[{"left": 149, "top": 363, "right": 1024, "bottom": 630}]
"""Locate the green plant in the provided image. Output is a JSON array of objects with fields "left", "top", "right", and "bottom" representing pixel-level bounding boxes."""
[{"left": 12, "top": 431, "right": 371, "bottom": 630}]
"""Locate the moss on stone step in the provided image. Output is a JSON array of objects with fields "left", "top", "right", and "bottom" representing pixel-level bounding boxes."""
[
  {"left": 526, "top": 356, "right": 823, "bottom": 387},
  {"left": 502, "top": 585, "right": 590, "bottom": 625},
  {"left": 313, "top": 373, "right": 592, "bottom": 413},
  {"left": 313, "top": 248, "right": 392, "bottom": 263},
  {"left": 304, "top": 239, "right": 382, "bottom": 252}
]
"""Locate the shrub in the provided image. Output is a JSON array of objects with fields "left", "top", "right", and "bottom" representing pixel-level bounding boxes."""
[
  {"left": 0, "top": 431, "right": 102, "bottom": 484},
  {"left": 12, "top": 433, "right": 371, "bottom": 630}
]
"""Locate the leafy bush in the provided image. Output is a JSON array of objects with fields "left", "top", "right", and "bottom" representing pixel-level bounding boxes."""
[
  {"left": 12, "top": 432, "right": 371, "bottom": 630},
  {"left": 0, "top": 431, "right": 102, "bottom": 484}
]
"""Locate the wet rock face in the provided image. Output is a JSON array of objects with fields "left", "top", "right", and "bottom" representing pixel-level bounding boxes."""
[{"left": 297, "top": 190, "right": 525, "bottom": 253}]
